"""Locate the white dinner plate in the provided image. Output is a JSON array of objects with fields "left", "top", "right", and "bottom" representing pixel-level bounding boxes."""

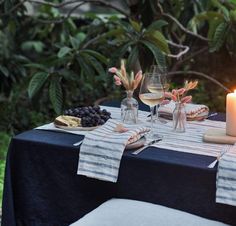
[
  {"left": 54, "top": 123, "right": 100, "bottom": 131},
  {"left": 126, "top": 137, "right": 146, "bottom": 150}
]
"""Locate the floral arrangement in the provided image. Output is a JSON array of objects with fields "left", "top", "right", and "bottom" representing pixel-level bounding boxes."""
[
  {"left": 108, "top": 60, "right": 143, "bottom": 91},
  {"left": 164, "top": 80, "right": 198, "bottom": 132},
  {"left": 165, "top": 80, "right": 198, "bottom": 103}
]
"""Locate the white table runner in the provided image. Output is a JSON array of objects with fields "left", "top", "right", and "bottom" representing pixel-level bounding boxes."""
[
  {"left": 151, "top": 120, "right": 231, "bottom": 157},
  {"left": 36, "top": 106, "right": 230, "bottom": 158}
]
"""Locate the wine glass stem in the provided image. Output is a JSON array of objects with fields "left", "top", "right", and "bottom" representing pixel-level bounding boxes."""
[
  {"left": 156, "top": 104, "right": 160, "bottom": 121},
  {"left": 150, "top": 106, "right": 155, "bottom": 136}
]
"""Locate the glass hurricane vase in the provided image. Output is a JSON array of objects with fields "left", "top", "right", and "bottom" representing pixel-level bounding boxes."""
[
  {"left": 173, "top": 102, "right": 186, "bottom": 132},
  {"left": 121, "top": 90, "right": 138, "bottom": 124}
]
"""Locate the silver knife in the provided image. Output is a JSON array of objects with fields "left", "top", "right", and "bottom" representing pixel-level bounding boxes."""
[
  {"left": 207, "top": 145, "right": 230, "bottom": 168},
  {"left": 132, "top": 138, "right": 162, "bottom": 155},
  {"left": 73, "top": 140, "right": 83, "bottom": 146}
]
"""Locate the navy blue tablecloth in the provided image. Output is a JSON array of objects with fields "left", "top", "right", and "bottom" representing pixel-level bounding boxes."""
[{"left": 1, "top": 108, "right": 235, "bottom": 226}]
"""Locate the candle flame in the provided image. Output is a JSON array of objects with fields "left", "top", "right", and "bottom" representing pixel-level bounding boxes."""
[{"left": 234, "top": 90, "right": 236, "bottom": 94}]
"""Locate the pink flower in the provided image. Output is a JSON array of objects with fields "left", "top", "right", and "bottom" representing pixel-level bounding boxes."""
[
  {"left": 108, "top": 67, "right": 118, "bottom": 73},
  {"left": 165, "top": 92, "right": 177, "bottom": 101},
  {"left": 172, "top": 89, "right": 177, "bottom": 96},
  {"left": 114, "top": 75, "right": 120, "bottom": 82},
  {"left": 115, "top": 80, "right": 122, "bottom": 86},
  {"left": 121, "top": 60, "right": 127, "bottom": 77},
  {"left": 171, "top": 95, "right": 177, "bottom": 102},
  {"left": 177, "top": 88, "right": 186, "bottom": 95},
  {"left": 133, "top": 70, "right": 142, "bottom": 89},
  {"left": 181, "top": 95, "right": 192, "bottom": 103},
  {"left": 135, "top": 70, "right": 142, "bottom": 80},
  {"left": 164, "top": 92, "right": 172, "bottom": 98}
]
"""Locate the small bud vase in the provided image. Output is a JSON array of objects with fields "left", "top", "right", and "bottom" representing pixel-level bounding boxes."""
[
  {"left": 173, "top": 102, "right": 186, "bottom": 132},
  {"left": 121, "top": 90, "right": 138, "bottom": 124}
]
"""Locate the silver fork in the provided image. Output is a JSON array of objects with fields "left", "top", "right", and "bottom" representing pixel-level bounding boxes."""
[
  {"left": 132, "top": 138, "right": 162, "bottom": 155},
  {"left": 208, "top": 145, "right": 230, "bottom": 168}
]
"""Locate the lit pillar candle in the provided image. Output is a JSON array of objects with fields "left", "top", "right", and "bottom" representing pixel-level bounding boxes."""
[{"left": 226, "top": 90, "right": 236, "bottom": 136}]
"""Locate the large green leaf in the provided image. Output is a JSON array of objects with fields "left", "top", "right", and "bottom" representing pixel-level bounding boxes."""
[
  {"left": 21, "top": 41, "right": 45, "bottom": 53},
  {"left": 194, "top": 11, "right": 224, "bottom": 21},
  {"left": 144, "top": 31, "right": 170, "bottom": 54},
  {"left": 102, "top": 28, "right": 124, "bottom": 38},
  {"left": 189, "top": 12, "right": 220, "bottom": 33},
  {"left": 85, "top": 54, "right": 105, "bottom": 76},
  {"left": 0, "top": 65, "right": 9, "bottom": 77},
  {"left": 49, "top": 76, "right": 63, "bottom": 114},
  {"left": 108, "top": 41, "right": 134, "bottom": 67},
  {"left": 141, "top": 40, "right": 166, "bottom": 68},
  {"left": 59, "top": 69, "right": 77, "bottom": 81},
  {"left": 77, "top": 55, "right": 95, "bottom": 77},
  {"left": 146, "top": 20, "right": 169, "bottom": 32},
  {"left": 209, "top": 22, "right": 229, "bottom": 52},
  {"left": 80, "top": 50, "right": 108, "bottom": 64},
  {"left": 211, "top": 0, "right": 230, "bottom": 21},
  {"left": 70, "top": 36, "right": 81, "bottom": 50},
  {"left": 129, "top": 19, "right": 141, "bottom": 32},
  {"left": 57, "top": 47, "right": 72, "bottom": 58},
  {"left": 28, "top": 72, "right": 49, "bottom": 98},
  {"left": 229, "top": 9, "right": 236, "bottom": 21},
  {"left": 25, "top": 63, "right": 48, "bottom": 70},
  {"left": 127, "top": 46, "right": 139, "bottom": 70},
  {"left": 208, "top": 20, "right": 221, "bottom": 40}
]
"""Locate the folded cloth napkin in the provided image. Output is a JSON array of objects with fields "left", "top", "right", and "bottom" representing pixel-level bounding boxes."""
[
  {"left": 216, "top": 144, "right": 236, "bottom": 206},
  {"left": 77, "top": 119, "right": 150, "bottom": 183},
  {"left": 158, "top": 101, "right": 209, "bottom": 120}
]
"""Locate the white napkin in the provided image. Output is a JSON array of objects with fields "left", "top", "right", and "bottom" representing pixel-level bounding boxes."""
[
  {"left": 77, "top": 119, "right": 150, "bottom": 182},
  {"left": 216, "top": 144, "right": 236, "bottom": 206},
  {"left": 158, "top": 101, "right": 209, "bottom": 120}
]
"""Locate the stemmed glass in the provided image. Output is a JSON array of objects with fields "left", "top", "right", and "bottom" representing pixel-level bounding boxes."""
[
  {"left": 150, "top": 65, "right": 170, "bottom": 121},
  {"left": 139, "top": 73, "right": 165, "bottom": 139}
]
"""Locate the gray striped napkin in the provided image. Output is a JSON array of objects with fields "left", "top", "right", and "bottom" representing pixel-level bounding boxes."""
[
  {"left": 77, "top": 119, "right": 150, "bottom": 182},
  {"left": 216, "top": 144, "right": 236, "bottom": 206},
  {"left": 159, "top": 101, "right": 209, "bottom": 120}
]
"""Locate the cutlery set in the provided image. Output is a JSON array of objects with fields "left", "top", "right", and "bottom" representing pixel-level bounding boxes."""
[
  {"left": 131, "top": 138, "right": 162, "bottom": 155},
  {"left": 73, "top": 138, "right": 162, "bottom": 155}
]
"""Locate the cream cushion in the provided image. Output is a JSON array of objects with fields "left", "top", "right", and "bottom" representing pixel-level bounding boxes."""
[{"left": 70, "top": 199, "right": 229, "bottom": 226}]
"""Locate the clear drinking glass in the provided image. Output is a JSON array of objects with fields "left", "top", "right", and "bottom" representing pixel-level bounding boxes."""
[
  {"left": 150, "top": 65, "right": 170, "bottom": 121},
  {"left": 139, "top": 73, "right": 165, "bottom": 138}
]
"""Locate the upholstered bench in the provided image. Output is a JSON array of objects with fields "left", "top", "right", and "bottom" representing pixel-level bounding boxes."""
[{"left": 70, "top": 199, "right": 229, "bottom": 226}]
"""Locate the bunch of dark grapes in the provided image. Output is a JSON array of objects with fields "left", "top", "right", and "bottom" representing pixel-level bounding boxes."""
[{"left": 64, "top": 106, "right": 111, "bottom": 127}]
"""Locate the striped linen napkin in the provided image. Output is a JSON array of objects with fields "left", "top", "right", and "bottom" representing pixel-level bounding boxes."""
[
  {"left": 159, "top": 101, "right": 209, "bottom": 120},
  {"left": 216, "top": 144, "right": 236, "bottom": 206},
  {"left": 77, "top": 119, "right": 150, "bottom": 182}
]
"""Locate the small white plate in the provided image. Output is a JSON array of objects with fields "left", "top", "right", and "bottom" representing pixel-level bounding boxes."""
[
  {"left": 54, "top": 123, "right": 100, "bottom": 131},
  {"left": 126, "top": 137, "right": 146, "bottom": 150}
]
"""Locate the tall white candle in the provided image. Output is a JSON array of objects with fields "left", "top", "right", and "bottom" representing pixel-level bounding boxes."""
[{"left": 226, "top": 90, "right": 236, "bottom": 136}]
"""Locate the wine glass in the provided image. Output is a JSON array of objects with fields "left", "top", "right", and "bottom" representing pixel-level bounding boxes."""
[
  {"left": 150, "top": 65, "right": 170, "bottom": 91},
  {"left": 150, "top": 65, "right": 170, "bottom": 121},
  {"left": 139, "top": 73, "right": 165, "bottom": 139}
]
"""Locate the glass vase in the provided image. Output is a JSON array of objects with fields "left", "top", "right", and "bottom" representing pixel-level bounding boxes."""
[
  {"left": 121, "top": 90, "right": 138, "bottom": 124},
  {"left": 173, "top": 102, "right": 186, "bottom": 132}
]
